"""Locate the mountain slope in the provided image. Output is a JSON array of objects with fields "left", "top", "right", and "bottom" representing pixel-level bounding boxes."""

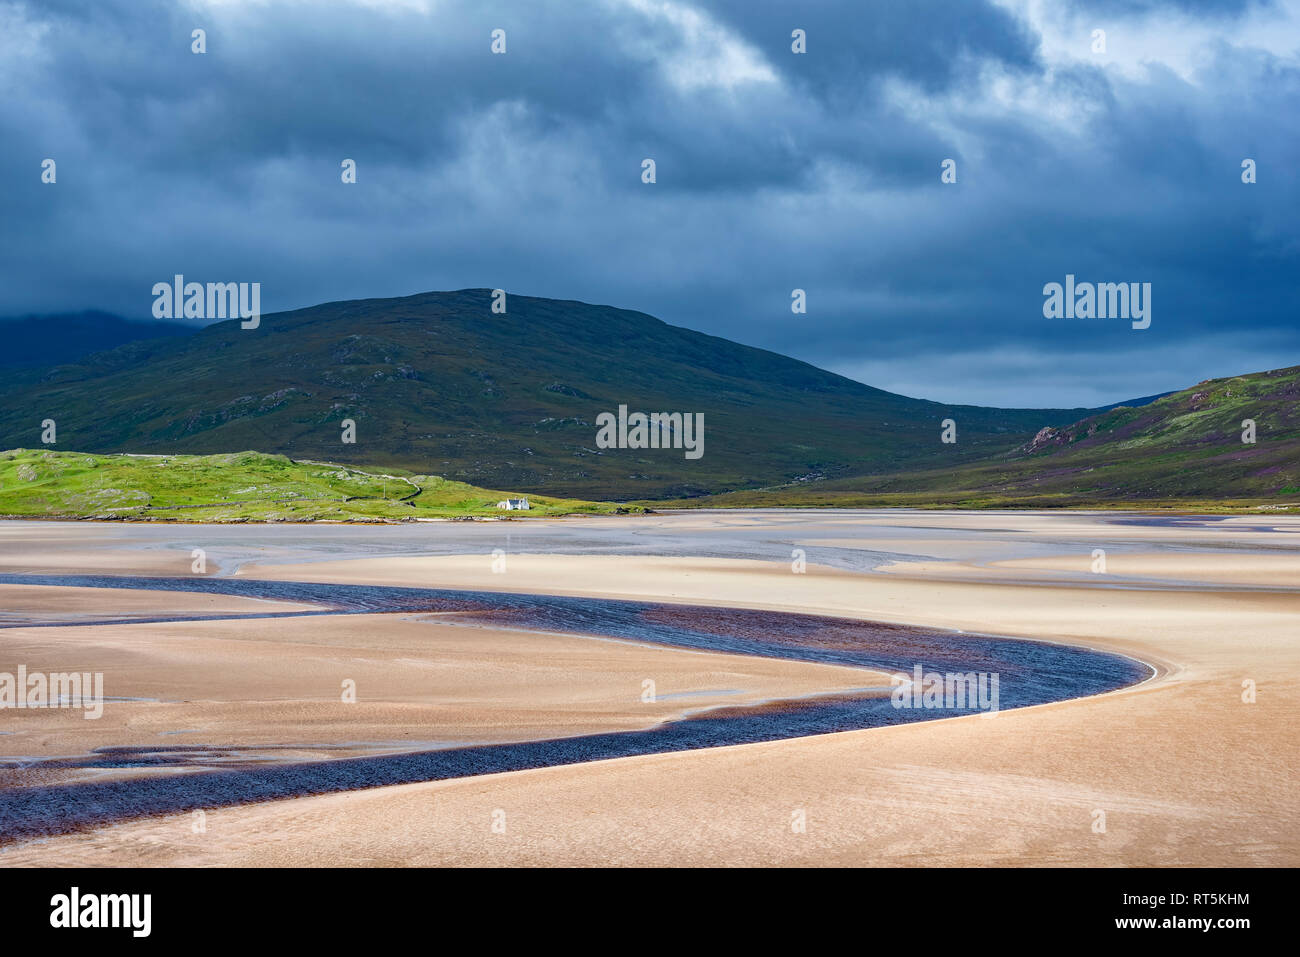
[
  {"left": 0, "top": 289, "right": 1087, "bottom": 499},
  {"left": 674, "top": 365, "right": 1300, "bottom": 507},
  {"left": 999, "top": 364, "right": 1300, "bottom": 499}
]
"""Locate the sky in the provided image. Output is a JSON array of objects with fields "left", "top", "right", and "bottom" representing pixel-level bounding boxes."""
[{"left": 2, "top": 0, "right": 1297, "bottom": 408}]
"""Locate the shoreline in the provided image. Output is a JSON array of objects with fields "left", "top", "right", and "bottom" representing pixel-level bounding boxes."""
[{"left": 3, "top": 499, "right": 1299, "bottom": 527}]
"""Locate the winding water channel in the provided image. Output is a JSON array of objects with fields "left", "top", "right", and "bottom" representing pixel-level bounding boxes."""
[{"left": 0, "top": 573, "right": 1151, "bottom": 844}]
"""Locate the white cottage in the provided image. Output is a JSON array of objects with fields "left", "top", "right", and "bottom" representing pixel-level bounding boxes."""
[{"left": 496, "top": 498, "right": 530, "bottom": 510}]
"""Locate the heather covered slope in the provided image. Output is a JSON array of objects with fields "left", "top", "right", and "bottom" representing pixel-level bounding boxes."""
[
  {"left": 666, "top": 365, "right": 1300, "bottom": 508},
  {"left": 0, "top": 290, "right": 1087, "bottom": 499}
]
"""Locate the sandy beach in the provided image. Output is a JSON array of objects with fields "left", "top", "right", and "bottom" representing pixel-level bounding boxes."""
[
  {"left": 1, "top": 511, "right": 1296, "bottom": 866},
  {"left": 0, "top": 605, "right": 882, "bottom": 788}
]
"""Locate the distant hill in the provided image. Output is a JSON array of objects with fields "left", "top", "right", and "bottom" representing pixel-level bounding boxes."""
[
  {"left": 0, "top": 289, "right": 1089, "bottom": 499},
  {"left": 1094, "top": 391, "right": 1176, "bottom": 413},
  {"left": 673, "top": 365, "right": 1300, "bottom": 508},
  {"left": 0, "top": 312, "right": 193, "bottom": 368},
  {"left": 996, "top": 365, "right": 1300, "bottom": 499}
]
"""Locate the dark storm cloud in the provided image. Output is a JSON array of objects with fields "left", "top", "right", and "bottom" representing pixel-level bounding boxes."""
[
  {"left": 1, "top": 0, "right": 1297, "bottom": 407},
  {"left": 698, "top": 0, "right": 1041, "bottom": 95}
]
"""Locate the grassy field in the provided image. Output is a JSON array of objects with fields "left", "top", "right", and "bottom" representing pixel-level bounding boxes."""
[
  {"left": 0, "top": 449, "right": 637, "bottom": 522},
  {"left": 3, "top": 447, "right": 1287, "bottom": 520}
]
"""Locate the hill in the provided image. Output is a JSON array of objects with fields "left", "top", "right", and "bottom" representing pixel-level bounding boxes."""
[
  {"left": 0, "top": 290, "right": 1088, "bottom": 499},
  {"left": 663, "top": 365, "right": 1300, "bottom": 509},
  {"left": 0, "top": 449, "right": 626, "bottom": 522}
]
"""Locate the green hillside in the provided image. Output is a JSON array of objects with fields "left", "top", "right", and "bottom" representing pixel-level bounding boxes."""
[
  {"left": 658, "top": 365, "right": 1300, "bottom": 509},
  {"left": 0, "top": 449, "right": 626, "bottom": 522},
  {"left": 0, "top": 290, "right": 1088, "bottom": 500}
]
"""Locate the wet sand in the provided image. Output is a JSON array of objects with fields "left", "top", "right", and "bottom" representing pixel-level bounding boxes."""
[
  {"left": 0, "top": 605, "right": 885, "bottom": 786},
  {"left": 0, "top": 584, "right": 316, "bottom": 625},
  {"left": 891, "top": 551, "right": 1300, "bottom": 588},
  {"left": 1, "top": 511, "right": 1297, "bottom": 866}
]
